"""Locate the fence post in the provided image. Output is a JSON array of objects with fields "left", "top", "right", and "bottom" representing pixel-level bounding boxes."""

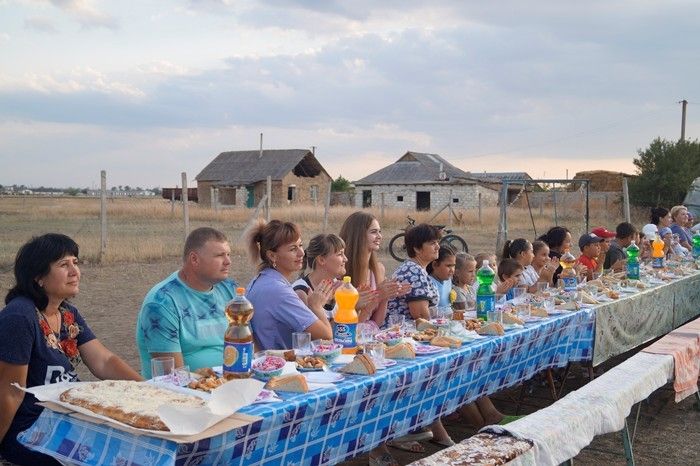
[
  {"left": 100, "top": 170, "right": 107, "bottom": 263},
  {"left": 182, "top": 172, "right": 189, "bottom": 242},
  {"left": 478, "top": 192, "right": 482, "bottom": 224},
  {"left": 604, "top": 194, "right": 609, "bottom": 221},
  {"left": 210, "top": 186, "right": 215, "bottom": 210},
  {"left": 380, "top": 192, "right": 385, "bottom": 223},
  {"left": 266, "top": 176, "right": 272, "bottom": 222},
  {"left": 539, "top": 196, "right": 543, "bottom": 216},
  {"left": 323, "top": 181, "right": 332, "bottom": 232},
  {"left": 170, "top": 188, "right": 175, "bottom": 215},
  {"left": 496, "top": 183, "right": 508, "bottom": 254},
  {"left": 448, "top": 189, "right": 453, "bottom": 228},
  {"left": 622, "top": 177, "right": 631, "bottom": 223},
  {"left": 552, "top": 188, "right": 558, "bottom": 226},
  {"left": 214, "top": 188, "right": 220, "bottom": 213}
]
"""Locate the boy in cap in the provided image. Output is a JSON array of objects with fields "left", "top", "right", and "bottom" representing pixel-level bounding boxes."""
[{"left": 577, "top": 233, "right": 605, "bottom": 281}]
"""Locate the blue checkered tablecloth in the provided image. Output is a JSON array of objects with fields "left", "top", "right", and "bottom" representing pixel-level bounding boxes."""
[{"left": 19, "top": 309, "right": 595, "bottom": 466}]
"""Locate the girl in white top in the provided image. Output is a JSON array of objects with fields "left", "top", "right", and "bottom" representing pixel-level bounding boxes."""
[{"left": 502, "top": 238, "right": 556, "bottom": 293}]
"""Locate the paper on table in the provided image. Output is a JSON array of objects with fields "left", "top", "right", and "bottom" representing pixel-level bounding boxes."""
[{"left": 16, "top": 378, "right": 265, "bottom": 436}]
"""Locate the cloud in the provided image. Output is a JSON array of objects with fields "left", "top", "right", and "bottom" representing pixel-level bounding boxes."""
[
  {"left": 46, "top": 0, "right": 118, "bottom": 30},
  {"left": 24, "top": 16, "right": 59, "bottom": 34}
]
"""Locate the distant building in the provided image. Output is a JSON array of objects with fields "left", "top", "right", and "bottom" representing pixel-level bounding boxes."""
[
  {"left": 353, "top": 151, "right": 499, "bottom": 211},
  {"left": 195, "top": 149, "right": 332, "bottom": 208}
]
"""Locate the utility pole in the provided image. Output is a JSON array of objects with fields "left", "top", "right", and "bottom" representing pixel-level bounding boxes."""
[{"left": 680, "top": 99, "right": 688, "bottom": 141}]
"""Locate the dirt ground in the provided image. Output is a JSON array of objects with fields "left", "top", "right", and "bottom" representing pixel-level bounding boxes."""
[{"left": 0, "top": 258, "right": 698, "bottom": 465}]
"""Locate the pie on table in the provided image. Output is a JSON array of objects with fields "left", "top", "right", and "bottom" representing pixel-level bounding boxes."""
[{"left": 59, "top": 380, "right": 205, "bottom": 431}]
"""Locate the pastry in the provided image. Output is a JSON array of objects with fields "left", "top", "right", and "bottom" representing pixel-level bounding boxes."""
[
  {"left": 59, "top": 380, "right": 205, "bottom": 431},
  {"left": 578, "top": 291, "right": 599, "bottom": 305},
  {"left": 340, "top": 354, "right": 377, "bottom": 375},
  {"left": 415, "top": 318, "right": 436, "bottom": 331},
  {"left": 265, "top": 374, "right": 309, "bottom": 393},
  {"left": 385, "top": 342, "right": 416, "bottom": 359},
  {"left": 430, "top": 335, "right": 462, "bottom": 348},
  {"left": 501, "top": 313, "right": 524, "bottom": 325},
  {"left": 477, "top": 322, "right": 505, "bottom": 336},
  {"left": 530, "top": 307, "right": 549, "bottom": 317}
]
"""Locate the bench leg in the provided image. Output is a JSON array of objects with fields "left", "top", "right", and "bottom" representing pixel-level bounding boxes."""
[
  {"left": 621, "top": 418, "right": 635, "bottom": 466},
  {"left": 546, "top": 369, "right": 559, "bottom": 401}
]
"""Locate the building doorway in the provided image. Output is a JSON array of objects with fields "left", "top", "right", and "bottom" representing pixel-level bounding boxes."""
[
  {"left": 362, "top": 190, "right": 372, "bottom": 208},
  {"left": 416, "top": 191, "right": 431, "bottom": 211}
]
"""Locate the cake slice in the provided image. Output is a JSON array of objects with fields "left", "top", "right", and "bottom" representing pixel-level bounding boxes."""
[
  {"left": 385, "top": 342, "right": 416, "bottom": 359},
  {"left": 501, "top": 312, "right": 524, "bottom": 325},
  {"left": 477, "top": 322, "right": 505, "bottom": 336},
  {"left": 265, "top": 374, "right": 309, "bottom": 393},
  {"left": 578, "top": 291, "right": 599, "bottom": 305},
  {"left": 340, "top": 354, "right": 377, "bottom": 375},
  {"left": 430, "top": 335, "right": 462, "bottom": 348},
  {"left": 530, "top": 306, "right": 549, "bottom": 317}
]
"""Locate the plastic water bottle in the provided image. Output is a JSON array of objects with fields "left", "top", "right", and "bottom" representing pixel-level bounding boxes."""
[
  {"left": 625, "top": 241, "right": 640, "bottom": 280},
  {"left": 559, "top": 249, "right": 578, "bottom": 292},
  {"left": 223, "top": 287, "right": 254, "bottom": 379},
  {"left": 333, "top": 276, "right": 359, "bottom": 354},
  {"left": 651, "top": 234, "right": 665, "bottom": 269},
  {"left": 475, "top": 261, "right": 495, "bottom": 321},
  {"left": 693, "top": 232, "right": 700, "bottom": 259}
]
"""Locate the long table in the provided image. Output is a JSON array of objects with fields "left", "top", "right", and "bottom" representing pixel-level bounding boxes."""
[
  {"left": 19, "top": 309, "right": 594, "bottom": 466},
  {"left": 18, "top": 270, "right": 700, "bottom": 465}
]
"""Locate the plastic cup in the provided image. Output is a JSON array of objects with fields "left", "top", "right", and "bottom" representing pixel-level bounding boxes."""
[
  {"left": 173, "top": 365, "right": 191, "bottom": 386},
  {"left": 535, "top": 282, "right": 549, "bottom": 294},
  {"left": 388, "top": 314, "right": 405, "bottom": 330},
  {"left": 292, "top": 332, "right": 312, "bottom": 356},
  {"left": 487, "top": 308, "right": 502, "bottom": 324},
  {"left": 151, "top": 356, "right": 175, "bottom": 383},
  {"left": 366, "top": 342, "right": 385, "bottom": 367},
  {"left": 512, "top": 286, "right": 527, "bottom": 304}
]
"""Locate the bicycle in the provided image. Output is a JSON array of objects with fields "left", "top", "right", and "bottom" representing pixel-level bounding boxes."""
[{"left": 388, "top": 215, "right": 469, "bottom": 262}]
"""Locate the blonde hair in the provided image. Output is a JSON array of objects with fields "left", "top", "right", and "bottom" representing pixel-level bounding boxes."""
[
  {"left": 243, "top": 219, "right": 301, "bottom": 272},
  {"left": 453, "top": 252, "right": 476, "bottom": 286},
  {"left": 339, "top": 211, "right": 379, "bottom": 288},
  {"left": 670, "top": 205, "right": 688, "bottom": 222},
  {"left": 303, "top": 234, "right": 345, "bottom": 271}
]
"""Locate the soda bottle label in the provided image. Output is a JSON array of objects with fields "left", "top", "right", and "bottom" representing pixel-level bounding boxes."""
[
  {"left": 652, "top": 257, "right": 664, "bottom": 268},
  {"left": 626, "top": 261, "right": 640, "bottom": 280},
  {"left": 476, "top": 294, "right": 494, "bottom": 321},
  {"left": 562, "top": 276, "right": 577, "bottom": 292},
  {"left": 693, "top": 244, "right": 700, "bottom": 259},
  {"left": 223, "top": 341, "right": 253, "bottom": 374},
  {"left": 333, "top": 322, "right": 357, "bottom": 349}
]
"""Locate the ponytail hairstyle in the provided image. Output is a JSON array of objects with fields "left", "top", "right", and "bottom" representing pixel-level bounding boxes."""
[
  {"left": 303, "top": 234, "right": 345, "bottom": 271},
  {"left": 537, "top": 226, "right": 570, "bottom": 251},
  {"left": 497, "top": 258, "right": 523, "bottom": 281},
  {"left": 427, "top": 245, "right": 456, "bottom": 275},
  {"left": 243, "top": 219, "right": 301, "bottom": 272},
  {"left": 650, "top": 207, "right": 669, "bottom": 225},
  {"left": 339, "top": 211, "right": 380, "bottom": 288},
  {"left": 501, "top": 238, "right": 531, "bottom": 260}
]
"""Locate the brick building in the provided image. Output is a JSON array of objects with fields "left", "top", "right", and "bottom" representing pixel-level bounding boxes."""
[
  {"left": 195, "top": 149, "right": 332, "bottom": 208},
  {"left": 353, "top": 151, "right": 499, "bottom": 211}
]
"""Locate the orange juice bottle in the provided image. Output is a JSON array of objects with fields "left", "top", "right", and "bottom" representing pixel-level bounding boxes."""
[
  {"left": 651, "top": 234, "right": 665, "bottom": 269},
  {"left": 333, "top": 276, "right": 359, "bottom": 354}
]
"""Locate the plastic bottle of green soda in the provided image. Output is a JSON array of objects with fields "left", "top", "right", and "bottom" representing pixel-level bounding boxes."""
[{"left": 475, "top": 261, "right": 495, "bottom": 321}]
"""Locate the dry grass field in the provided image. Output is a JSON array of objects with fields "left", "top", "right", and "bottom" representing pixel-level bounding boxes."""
[{"left": 3, "top": 196, "right": 695, "bottom": 466}]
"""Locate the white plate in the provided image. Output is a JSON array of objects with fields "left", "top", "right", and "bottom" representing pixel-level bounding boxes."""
[
  {"left": 546, "top": 309, "right": 568, "bottom": 315},
  {"left": 303, "top": 371, "right": 345, "bottom": 384},
  {"left": 414, "top": 345, "right": 446, "bottom": 355},
  {"left": 376, "top": 359, "right": 398, "bottom": 369}
]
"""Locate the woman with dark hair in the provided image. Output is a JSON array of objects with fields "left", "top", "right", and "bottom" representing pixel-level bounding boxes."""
[
  {"left": 537, "top": 226, "right": 573, "bottom": 285},
  {"left": 0, "top": 234, "right": 142, "bottom": 465},
  {"left": 650, "top": 207, "right": 672, "bottom": 230},
  {"left": 244, "top": 219, "right": 334, "bottom": 350}
]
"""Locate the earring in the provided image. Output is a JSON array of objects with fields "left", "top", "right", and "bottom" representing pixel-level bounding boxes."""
[
  {"left": 272, "top": 261, "right": 277, "bottom": 269},
  {"left": 38, "top": 281, "right": 44, "bottom": 288}
]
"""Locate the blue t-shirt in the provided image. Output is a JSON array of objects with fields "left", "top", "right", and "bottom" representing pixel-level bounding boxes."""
[
  {"left": 429, "top": 276, "right": 453, "bottom": 307},
  {"left": 136, "top": 271, "right": 236, "bottom": 378},
  {"left": 387, "top": 259, "right": 439, "bottom": 320},
  {"left": 247, "top": 268, "right": 319, "bottom": 351},
  {"left": 0, "top": 296, "right": 95, "bottom": 463}
]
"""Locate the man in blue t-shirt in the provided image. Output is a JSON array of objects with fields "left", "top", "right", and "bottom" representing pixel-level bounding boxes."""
[{"left": 136, "top": 227, "right": 237, "bottom": 378}]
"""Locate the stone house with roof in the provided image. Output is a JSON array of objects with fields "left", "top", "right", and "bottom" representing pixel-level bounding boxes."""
[
  {"left": 353, "top": 151, "right": 499, "bottom": 211},
  {"left": 195, "top": 149, "right": 332, "bottom": 208}
]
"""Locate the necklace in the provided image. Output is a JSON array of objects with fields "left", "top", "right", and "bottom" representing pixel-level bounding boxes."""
[{"left": 42, "top": 311, "right": 61, "bottom": 334}]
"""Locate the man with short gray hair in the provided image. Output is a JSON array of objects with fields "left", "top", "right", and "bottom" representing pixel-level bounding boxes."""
[{"left": 136, "top": 227, "right": 237, "bottom": 378}]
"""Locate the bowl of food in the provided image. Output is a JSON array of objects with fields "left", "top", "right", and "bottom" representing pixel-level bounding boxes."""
[
  {"left": 375, "top": 329, "right": 404, "bottom": 346},
  {"left": 251, "top": 355, "right": 286, "bottom": 380},
  {"left": 311, "top": 340, "right": 343, "bottom": 364}
]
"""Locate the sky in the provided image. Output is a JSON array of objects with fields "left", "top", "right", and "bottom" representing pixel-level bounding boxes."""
[{"left": 1, "top": 0, "right": 698, "bottom": 189}]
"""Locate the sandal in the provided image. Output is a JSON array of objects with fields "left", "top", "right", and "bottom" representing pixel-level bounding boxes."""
[
  {"left": 386, "top": 439, "right": 426, "bottom": 453},
  {"left": 429, "top": 437, "right": 456, "bottom": 448},
  {"left": 369, "top": 453, "right": 399, "bottom": 466}
]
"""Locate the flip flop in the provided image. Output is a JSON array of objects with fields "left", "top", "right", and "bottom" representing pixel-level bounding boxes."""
[
  {"left": 429, "top": 437, "right": 456, "bottom": 448},
  {"left": 386, "top": 440, "right": 426, "bottom": 453},
  {"left": 392, "top": 429, "right": 433, "bottom": 442},
  {"left": 368, "top": 453, "right": 399, "bottom": 466}
]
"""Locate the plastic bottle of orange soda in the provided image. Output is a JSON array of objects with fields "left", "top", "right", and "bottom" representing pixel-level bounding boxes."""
[
  {"left": 651, "top": 234, "right": 665, "bottom": 269},
  {"left": 333, "top": 276, "right": 359, "bottom": 354}
]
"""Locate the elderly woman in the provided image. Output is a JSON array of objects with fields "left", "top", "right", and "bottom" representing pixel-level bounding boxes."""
[
  {"left": 244, "top": 219, "right": 333, "bottom": 350},
  {"left": 669, "top": 205, "right": 692, "bottom": 250},
  {"left": 0, "top": 234, "right": 142, "bottom": 465}
]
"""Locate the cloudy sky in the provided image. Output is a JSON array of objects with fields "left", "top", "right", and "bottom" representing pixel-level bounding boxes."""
[{"left": 1, "top": 0, "right": 698, "bottom": 189}]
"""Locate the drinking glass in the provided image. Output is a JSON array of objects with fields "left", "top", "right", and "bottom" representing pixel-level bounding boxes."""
[
  {"left": 465, "top": 293, "right": 476, "bottom": 311},
  {"left": 487, "top": 307, "right": 502, "bottom": 324},
  {"left": 543, "top": 295, "right": 555, "bottom": 313},
  {"left": 292, "top": 332, "right": 312, "bottom": 356},
  {"left": 173, "top": 365, "right": 191, "bottom": 386},
  {"left": 535, "top": 282, "right": 549, "bottom": 295},
  {"left": 516, "top": 301, "right": 531, "bottom": 318},
  {"left": 151, "top": 356, "right": 175, "bottom": 383},
  {"left": 402, "top": 320, "right": 416, "bottom": 336},
  {"left": 495, "top": 293, "right": 507, "bottom": 308},
  {"left": 511, "top": 286, "right": 527, "bottom": 304},
  {"left": 438, "top": 306, "right": 452, "bottom": 320},
  {"left": 388, "top": 314, "right": 405, "bottom": 330},
  {"left": 366, "top": 342, "right": 385, "bottom": 367},
  {"left": 429, "top": 306, "right": 439, "bottom": 320}
]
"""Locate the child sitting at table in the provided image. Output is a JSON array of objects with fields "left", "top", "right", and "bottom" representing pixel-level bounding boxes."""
[
  {"left": 452, "top": 253, "right": 476, "bottom": 309},
  {"left": 427, "top": 246, "right": 457, "bottom": 307},
  {"left": 577, "top": 233, "right": 605, "bottom": 281},
  {"left": 497, "top": 258, "right": 523, "bottom": 300}
]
